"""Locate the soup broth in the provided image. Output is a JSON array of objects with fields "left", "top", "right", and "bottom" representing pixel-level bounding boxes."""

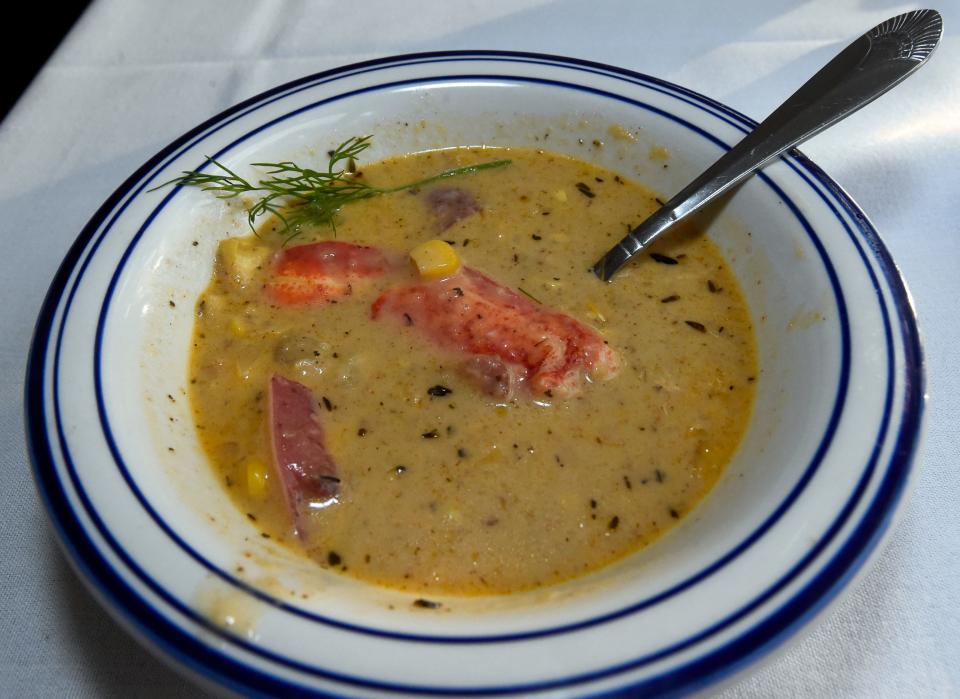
[{"left": 189, "top": 146, "right": 756, "bottom": 594}]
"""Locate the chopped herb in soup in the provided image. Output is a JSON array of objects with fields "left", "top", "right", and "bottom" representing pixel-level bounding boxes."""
[{"left": 188, "top": 145, "right": 756, "bottom": 594}]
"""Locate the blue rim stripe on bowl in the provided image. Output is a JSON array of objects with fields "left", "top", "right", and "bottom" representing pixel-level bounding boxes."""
[{"left": 28, "top": 53, "right": 922, "bottom": 696}]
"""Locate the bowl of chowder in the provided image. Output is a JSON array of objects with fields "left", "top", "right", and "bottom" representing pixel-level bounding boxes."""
[{"left": 27, "top": 51, "right": 923, "bottom": 697}]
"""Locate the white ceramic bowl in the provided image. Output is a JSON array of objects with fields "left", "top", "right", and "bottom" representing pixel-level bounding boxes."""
[{"left": 27, "top": 52, "right": 924, "bottom": 697}]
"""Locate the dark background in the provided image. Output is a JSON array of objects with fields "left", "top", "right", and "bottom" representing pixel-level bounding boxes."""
[{"left": 0, "top": 3, "right": 90, "bottom": 125}]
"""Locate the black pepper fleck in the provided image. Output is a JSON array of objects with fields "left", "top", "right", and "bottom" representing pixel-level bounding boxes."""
[
  {"left": 575, "top": 182, "right": 596, "bottom": 198},
  {"left": 650, "top": 253, "right": 678, "bottom": 265}
]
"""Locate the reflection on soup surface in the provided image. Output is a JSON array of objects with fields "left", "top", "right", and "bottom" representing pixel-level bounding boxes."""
[{"left": 189, "top": 146, "right": 756, "bottom": 594}]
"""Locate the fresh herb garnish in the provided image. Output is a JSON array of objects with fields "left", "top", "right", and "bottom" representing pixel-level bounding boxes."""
[
  {"left": 152, "top": 135, "right": 511, "bottom": 242},
  {"left": 518, "top": 287, "right": 542, "bottom": 304}
]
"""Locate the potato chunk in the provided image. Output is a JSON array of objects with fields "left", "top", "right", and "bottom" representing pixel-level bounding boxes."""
[{"left": 217, "top": 237, "right": 270, "bottom": 286}]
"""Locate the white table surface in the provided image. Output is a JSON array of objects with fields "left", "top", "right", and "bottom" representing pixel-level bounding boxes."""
[{"left": 1, "top": 1, "right": 957, "bottom": 696}]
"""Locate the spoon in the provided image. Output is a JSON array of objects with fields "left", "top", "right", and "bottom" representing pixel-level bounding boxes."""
[{"left": 592, "top": 9, "right": 942, "bottom": 282}]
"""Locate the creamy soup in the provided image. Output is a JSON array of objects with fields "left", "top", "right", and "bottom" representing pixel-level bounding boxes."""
[{"left": 189, "top": 146, "right": 756, "bottom": 595}]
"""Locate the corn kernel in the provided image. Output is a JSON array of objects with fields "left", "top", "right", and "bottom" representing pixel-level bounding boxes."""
[
  {"left": 228, "top": 318, "right": 247, "bottom": 337},
  {"left": 409, "top": 240, "right": 461, "bottom": 279},
  {"left": 245, "top": 458, "right": 269, "bottom": 498},
  {"left": 217, "top": 237, "right": 270, "bottom": 286},
  {"left": 553, "top": 189, "right": 568, "bottom": 202},
  {"left": 585, "top": 301, "right": 607, "bottom": 323}
]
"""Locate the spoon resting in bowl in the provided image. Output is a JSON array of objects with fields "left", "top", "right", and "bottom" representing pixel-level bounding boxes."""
[{"left": 592, "top": 9, "right": 942, "bottom": 282}]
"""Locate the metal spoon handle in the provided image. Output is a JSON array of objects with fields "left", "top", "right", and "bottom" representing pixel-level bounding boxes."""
[{"left": 593, "top": 9, "right": 942, "bottom": 281}]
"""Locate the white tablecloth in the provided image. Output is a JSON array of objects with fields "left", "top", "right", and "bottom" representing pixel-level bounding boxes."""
[{"left": 1, "top": 1, "right": 957, "bottom": 696}]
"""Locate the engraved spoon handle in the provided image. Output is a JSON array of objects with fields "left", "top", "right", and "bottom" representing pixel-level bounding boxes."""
[{"left": 593, "top": 9, "right": 943, "bottom": 281}]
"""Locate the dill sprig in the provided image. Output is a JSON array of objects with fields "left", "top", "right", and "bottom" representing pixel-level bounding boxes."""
[
  {"left": 518, "top": 287, "right": 542, "bottom": 304},
  {"left": 152, "top": 135, "right": 511, "bottom": 241}
]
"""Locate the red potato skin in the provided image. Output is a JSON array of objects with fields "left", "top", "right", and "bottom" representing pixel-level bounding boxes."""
[
  {"left": 266, "top": 241, "right": 392, "bottom": 305},
  {"left": 422, "top": 186, "right": 479, "bottom": 230},
  {"left": 268, "top": 374, "right": 339, "bottom": 537},
  {"left": 371, "top": 267, "right": 620, "bottom": 398}
]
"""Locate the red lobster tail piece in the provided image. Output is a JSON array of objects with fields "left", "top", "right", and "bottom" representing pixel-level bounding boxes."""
[
  {"left": 266, "top": 241, "right": 392, "bottom": 305},
  {"left": 371, "top": 267, "right": 621, "bottom": 399},
  {"left": 268, "top": 374, "right": 340, "bottom": 537}
]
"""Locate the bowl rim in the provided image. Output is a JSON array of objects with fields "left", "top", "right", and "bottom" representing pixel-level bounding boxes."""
[{"left": 26, "top": 50, "right": 925, "bottom": 697}]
